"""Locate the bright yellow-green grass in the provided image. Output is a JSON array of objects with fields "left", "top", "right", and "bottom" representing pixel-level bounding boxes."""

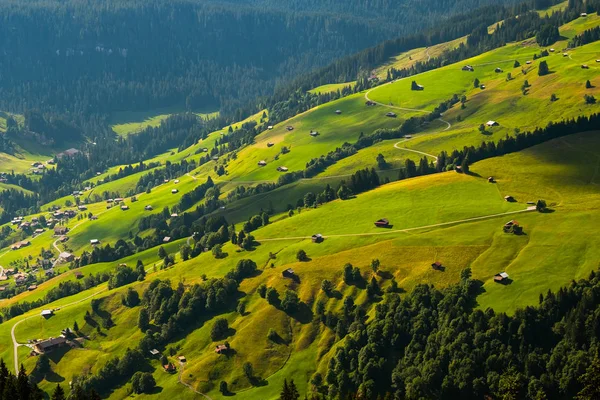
[
  {"left": 537, "top": 0, "right": 568, "bottom": 16},
  {"left": 110, "top": 107, "right": 219, "bottom": 136},
  {"left": 3, "top": 130, "right": 599, "bottom": 399},
  {"left": 5, "top": 128, "right": 600, "bottom": 399},
  {"left": 308, "top": 82, "right": 355, "bottom": 94},
  {"left": 373, "top": 36, "right": 467, "bottom": 79},
  {"left": 223, "top": 93, "right": 419, "bottom": 182},
  {"left": 0, "top": 111, "right": 24, "bottom": 132},
  {"left": 359, "top": 17, "right": 600, "bottom": 161}
]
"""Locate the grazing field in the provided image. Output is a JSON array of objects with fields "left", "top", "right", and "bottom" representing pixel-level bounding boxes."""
[
  {"left": 1, "top": 12, "right": 600, "bottom": 399},
  {"left": 308, "top": 82, "right": 355, "bottom": 94},
  {"left": 224, "top": 93, "right": 418, "bottom": 182},
  {"left": 110, "top": 107, "right": 219, "bottom": 136},
  {"left": 2, "top": 129, "right": 598, "bottom": 399}
]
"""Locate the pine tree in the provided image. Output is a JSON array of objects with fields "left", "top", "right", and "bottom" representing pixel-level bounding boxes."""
[{"left": 52, "top": 384, "right": 66, "bottom": 400}]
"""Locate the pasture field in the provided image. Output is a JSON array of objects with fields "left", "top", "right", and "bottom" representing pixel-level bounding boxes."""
[
  {"left": 1, "top": 13, "right": 599, "bottom": 399},
  {"left": 110, "top": 107, "right": 219, "bottom": 137},
  {"left": 2, "top": 129, "right": 598, "bottom": 398}
]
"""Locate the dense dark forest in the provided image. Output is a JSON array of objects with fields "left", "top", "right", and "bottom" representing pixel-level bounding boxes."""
[
  {"left": 315, "top": 268, "right": 600, "bottom": 400},
  {"left": 0, "top": 0, "right": 523, "bottom": 121}
]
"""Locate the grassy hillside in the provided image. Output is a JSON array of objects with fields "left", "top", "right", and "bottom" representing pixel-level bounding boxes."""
[
  {"left": 2, "top": 128, "right": 598, "bottom": 398},
  {"left": 1, "top": 13, "right": 599, "bottom": 399},
  {"left": 110, "top": 108, "right": 219, "bottom": 137}
]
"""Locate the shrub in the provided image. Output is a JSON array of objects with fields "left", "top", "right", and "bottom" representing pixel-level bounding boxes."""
[
  {"left": 211, "top": 318, "right": 229, "bottom": 341},
  {"left": 131, "top": 372, "right": 156, "bottom": 394}
]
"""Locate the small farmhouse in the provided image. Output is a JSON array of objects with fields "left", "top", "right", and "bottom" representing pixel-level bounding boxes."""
[
  {"left": 282, "top": 268, "right": 295, "bottom": 279},
  {"left": 312, "top": 233, "right": 324, "bottom": 243},
  {"left": 374, "top": 218, "right": 390, "bottom": 228},
  {"left": 33, "top": 336, "right": 67, "bottom": 354},
  {"left": 494, "top": 272, "right": 510, "bottom": 283}
]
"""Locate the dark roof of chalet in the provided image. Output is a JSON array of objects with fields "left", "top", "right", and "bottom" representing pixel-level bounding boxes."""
[{"left": 35, "top": 336, "right": 67, "bottom": 350}]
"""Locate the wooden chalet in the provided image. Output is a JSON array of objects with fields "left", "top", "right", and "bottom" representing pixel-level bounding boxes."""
[
  {"left": 74, "top": 271, "right": 83, "bottom": 279},
  {"left": 54, "top": 226, "right": 69, "bottom": 235},
  {"left": 277, "top": 166, "right": 289, "bottom": 172},
  {"left": 267, "top": 142, "right": 275, "bottom": 147},
  {"left": 215, "top": 344, "right": 228, "bottom": 354},
  {"left": 335, "top": 109, "right": 342, "bottom": 114},
  {"left": 282, "top": 268, "right": 295, "bottom": 279},
  {"left": 486, "top": 120, "right": 499, "bottom": 127},
  {"left": 431, "top": 261, "right": 443, "bottom": 271},
  {"left": 386, "top": 112, "right": 397, "bottom": 118},
  {"left": 309, "top": 130, "right": 319, "bottom": 137},
  {"left": 374, "top": 218, "right": 390, "bottom": 228},
  {"left": 163, "top": 362, "right": 176, "bottom": 373},
  {"left": 504, "top": 195, "right": 515, "bottom": 202},
  {"left": 462, "top": 65, "right": 474, "bottom": 72},
  {"left": 33, "top": 336, "right": 67, "bottom": 354},
  {"left": 488, "top": 176, "right": 495, "bottom": 183},
  {"left": 178, "top": 355, "right": 187, "bottom": 363},
  {"left": 258, "top": 160, "right": 267, "bottom": 166},
  {"left": 311, "top": 233, "right": 324, "bottom": 243},
  {"left": 286, "top": 126, "right": 294, "bottom": 131},
  {"left": 171, "top": 189, "right": 179, "bottom": 194},
  {"left": 28, "top": 285, "right": 37, "bottom": 291},
  {"left": 149, "top": 349, "right": 160, "bottom": 357},
  {"left": 494, "top": 272, "right": 509, "bottom": 283}
]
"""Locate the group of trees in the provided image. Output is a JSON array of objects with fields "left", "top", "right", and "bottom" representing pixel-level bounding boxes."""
[
  {"left": 434, "top": 112, "right": 600, "bottom": 172},
  {"left": 319, "top": 268, "right": 600, "bottom": 399},
  {"left": 137, "top": 277, "right": 239, "bottom": 352},
  {"left": 569, "top": 25, "right": 600, "bottom": 47}
]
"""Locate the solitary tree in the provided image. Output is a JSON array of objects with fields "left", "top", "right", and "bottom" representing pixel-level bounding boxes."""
[
  {"left": 138, "top": 308, "right": 150, "bottom": 331},
  {"left": 220, "top": 381, "right": 229, "bottom": 394},
  {"left": 131, "top": 372, "right": 156, "bottom": 394},
  {"left": 211, "top": 318, "right": 229, "bottom": 341},
  {"left": 473, "top": 78, "right": 480, "bottom": 88},
  {"left": 586, "top": 80, "right": 593, "bottom": 89},
  {"left": 321, "top": 279, "right": 334, "bottom": 295},
  {"left": 51, "top": 384, "right": 66, "bottom": 400},
  {"left": 243, "top": 362, "right": 254, "bottom": 380},
  {"left": 550, "top": 93, "right": 558, "bottom": 102},
  {"left": 296, "top": 249, "right": 308, "bottom": 262},
  {"left": 376, "top": 154, "right": 387, "bottom": 169},
  {"left": 266, "top": 287, "right": 280, "bottom": 305},
  {"left": 281, "top": 290, "right": 300, "bottom": 313},
  {"left": 370, "top": 259, "right": 380, "bottom": 274},
  {"left": 538, "top": 60, "right": 549, "bottom": 76}
]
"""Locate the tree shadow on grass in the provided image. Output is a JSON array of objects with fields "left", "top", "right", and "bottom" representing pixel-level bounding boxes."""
[
  {"left": 327, "top": 290, "right": 343, "bottom": 300},
  {"left": 249, "top": 376, "right": 268, "bottom": 387},
  {"left": 377, "top": 270, "right": 394, "bottom": 280},
  {"left": 149, "top": 386, "right": 163, "bottom": 395},
  {"left": 44, "top": 369, "right": 66, "bottom": 383},
  {"left": 46, "top": 345, "right": 70, "bottom": 365},
  {"left": 287, "top": 302, "right": 313, "bottom": 324}
]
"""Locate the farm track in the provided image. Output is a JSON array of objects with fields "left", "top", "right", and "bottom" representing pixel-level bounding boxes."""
[
  {"left": 10, "top": 253, "right": 158, "bottom": 373},
  {"left": 178, "top": 362, "right": 213, "bottom": 400},
  {"left": 257, "top": 206, "right": 537, "bottom": 242}
]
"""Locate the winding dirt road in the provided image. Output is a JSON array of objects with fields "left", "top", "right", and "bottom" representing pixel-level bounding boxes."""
[{"left": 257, "top": 207, "right": 537, "bottom": 242}]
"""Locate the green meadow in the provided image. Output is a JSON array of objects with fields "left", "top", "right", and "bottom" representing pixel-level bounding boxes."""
[{"left": 0, "top": 13, "right": 599, "bottom": 399}]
